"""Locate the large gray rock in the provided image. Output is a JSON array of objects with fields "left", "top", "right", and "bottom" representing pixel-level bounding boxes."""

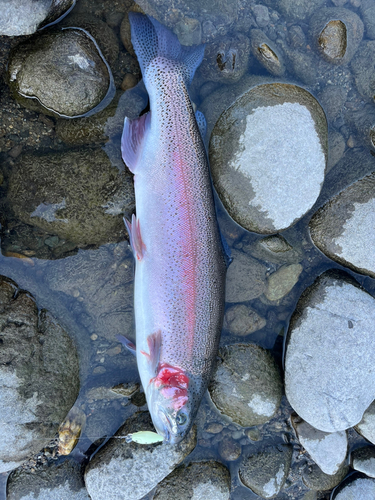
[
  {"left": 209, "top": 83, "right": 327, "bottom": 233},
  {"left": 8, "top": 28, "right": 114, "bottom": 118},
  {"left": 285, "top": 271, "right": 375, "bottom": 433},
  {"left": 239, "top": 444, "right": 292, "bottom": 498},
  {"left": 309, "top": 172, "right": 375, "bottom": 278},
  {"left": 85, "top": 412, "right": 197, "bottom": 500},
  {"left": 208, "top": 344, "right": 282, "bottom": 427},
  {"left": 6, "top": 147, "right": 134, "bottom": 247},
  {"left": 153, "top": 461, "right": 230, "bottom": 500},
  {"left": 0, "top": 0, "right": 75, "bottom": 36},
  {"left": 292, "top": 416, "right": 347, "bottom": 475},
  {"left": 7, "top": 458, "right": 90, "bottom": 500},
  {"left": 302, "top": 463, "right": 349, "bottom": 491},
  {"left": 355, "top": 401, "right": 375, "bottom": 444},
  {"left": 351, "top": 40, "right": 375, "bottom": 102},
  {"left": 0, "top": 276, "right": 80, "bottom": 473}
]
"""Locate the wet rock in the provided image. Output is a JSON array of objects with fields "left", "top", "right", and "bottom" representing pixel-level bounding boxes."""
[
  {"left": 252, "top": 5, "right": 270, "bottom": 28},
  {"left": 317, "top": 85, "right": 347, "bottom": 123},
  {"left": 225, "top": 250, "right": 267, "bottom": 303},
  {"left": 355, "top": 401, "right": 375, "bottom": 444},
  {"left": 0, "top": 0, "right": 75, "bottom": 36},
  {"left": 0, "top": 276, "right": 80, "bottom": 473},
  {"left": 292, "top": 416, "right": 347, "bottom": 475},
  {"left": 248, "top": 235, "right": 302, "bottom": 265},
  {"left": 7, "top": 458, "right": 90, "bottom": 500},
  {"left": 302, "top": 463, "right": 349, "bottom": 491},
  {"left": 265, "top": 264, "right": 303, "bottom": 302},
  {"left": 85, "top": 412, "right": 196, "bottom": 500},
  {"left": 250, "top": 29, "right": 285, "bottom": 76},
  {"left": 153, "top": 461, "right": 230, "bottom": 500},
  {"left": 327, "top": 130, "right": 346, "bottom": 172},
  {"left": 224, "top": 304, "right": 266, "bottom": 336},
  {"left": 310, "top": 8, "right": 363, "bottom": 65},
  {"left": 209, "top": 344, "right": 282, "bottom": 427},
  {"left": 119, "top": 4, "right": 144, "bottom": 56},
  {"left": 263, "top": 0, "right": 325, "bottom": 22},
  {"left": 351, "top": 446, "right": 375, "bottom": 477},
  {"left": 209, "top": 83, "right": 327, "bottom": 233},
  {"left": 309, "top": 172, "right": 375, "bottom": 278},
  {"left": 6, "top": 147, "right": 134, "bottom": 247},
  {"left": 174, "top": 17, "right": 202, "bottom": 46},
  {"left": 8, "top": 28, "right": 114, "bottom": 118},
  {"left": 361, "top": 0, "right": 375, "bottom": 40},
  {"left": 333, "top": 477, "right": 375, "bottom": 499},
  {"left": 218, "top": 437, "right": 242, "bottom": 462},
  {"left": 239, "top": 444, "right": 292, "bottom": 498},
  {"left": 283, "top": 47, "right": 317, "bottom": 86},
  {"left": 199, "top": 33, "right": 250, "bottom": 83},
  {"left": 347, "top": 103, "right": 375, "bottom": 150},
  {"left": 285, "top": 271, "right": 375, "bottom": 433},
  {"left": 288, "top": 25, "right": 306, "bottom": 49},
  {"left": 351, "top": 41, "right": 375, "bottom": 102},
  {"left": 60, "top": 13, "right": 119, "bottom": 68}
]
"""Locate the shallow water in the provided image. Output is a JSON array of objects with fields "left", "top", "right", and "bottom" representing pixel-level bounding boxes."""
[{"left": 0, "top": 0, "right": 375, "bottom": 498}]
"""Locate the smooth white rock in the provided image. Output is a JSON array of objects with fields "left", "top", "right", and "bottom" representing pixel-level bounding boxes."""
[
  {"left": 285, "top": 273, "right": 375, "bottom": 432},
  {"left": 334, "top": 478, "right": 375, "bottom": 499}
]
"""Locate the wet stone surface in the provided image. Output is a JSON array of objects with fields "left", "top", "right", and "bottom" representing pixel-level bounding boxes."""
[
  {"left": 285, "top": 271, "right": 375, "bottom": 433},
  {"left": 0, "top": 276, "right": 80, "bottom": 473},
  {"left": 209, "top": 344, "right": 282, "bottom": 427}
]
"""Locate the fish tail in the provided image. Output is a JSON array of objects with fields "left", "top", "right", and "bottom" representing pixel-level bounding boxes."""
[{"left": 128, "top": 12, "right": 205, "bottom": 88}]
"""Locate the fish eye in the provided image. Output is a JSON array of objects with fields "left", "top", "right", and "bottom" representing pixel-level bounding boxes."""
[{"left": 176, "top": 412, "right": 187, "bottom": 426}]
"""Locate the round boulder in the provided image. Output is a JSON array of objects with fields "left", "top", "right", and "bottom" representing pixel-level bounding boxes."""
[
  {"left": 6, "top": 147, "right": 134, "bottom": 247},
  {"left": 0, "top": 276, "right": 80, "bottom": 473},
  {"left": 209, "top": 83, "right": 327, "bottom": 233},
  {"left": 8, "top": 28, "right": 115, "bottom": 118},
  {"left": 285, "top": 270, "right": 375, "bottom": 433},
  {"left": 208, "top": 344, "right": 282, "bottom": 427},
  {"left": 309, "top": 172, "right": 375, "bottom": 278}
]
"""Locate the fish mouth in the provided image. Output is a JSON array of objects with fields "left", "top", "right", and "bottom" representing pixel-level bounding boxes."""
[{"left": 158, "top": 407, "right": 182, "bottom": 444}]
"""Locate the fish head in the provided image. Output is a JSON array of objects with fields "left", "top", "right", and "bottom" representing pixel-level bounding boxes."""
[{"left": 146, "top": 363, "right": 194, "bottom": 444}]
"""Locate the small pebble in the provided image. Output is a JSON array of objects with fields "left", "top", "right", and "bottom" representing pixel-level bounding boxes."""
[{"left": 121, "top": 73, "right": 138, "bottom": 92}]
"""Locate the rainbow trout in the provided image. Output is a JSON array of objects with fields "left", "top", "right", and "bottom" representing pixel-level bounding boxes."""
[{"left": 121, "top": 13, "right": 227, "bottom": 444}]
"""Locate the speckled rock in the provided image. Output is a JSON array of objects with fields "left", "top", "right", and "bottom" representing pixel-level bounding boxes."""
[
  {"left": 265, "top": 264, "right": 303, "bottom": 301},
  {"left": 0, "top": 0, "right": 75, "bottom": 36},
  {"left": 302, "top": 463, "right": 349, "bottom": 491},
  {"left": 351, "top": 41, "right": 375, "bottom": 102},
  {"left": 153, "top": 461, "right": 230, "bottom": 500},
  {"left": 224, "top": 304, "right": 266, "bottom": 336},
  {"left": 199, "top": 33, "right": 250, "bottom": 83},
  {"left": 292, "top": 416, "right": 347, "bottom": 475},
  {"left": 351, "top": 447, "right": 375, "bottom": 478},
  {"left": 355, "top": 401, "right": 375, "bottom": 444},
  {"left": 218, "top": 437, "right": 242, "bottom": 462},
  {"left": 7, "top": 459, "right": 90, "bottom": 500},
  {"left": 6, "top": 147, "right": 134, "bottom": 247},
  {"left": 225, "top": 250, "right": 267, "bottom": 303},
  {"left": 285, "top": 271, "right": 375, "bottom": 433},
  {"left": 248, "top": 234, "right": 303, "bottom": 265},
  {"left": 309, "top": 8, "right": 364, "bottom": 65},
  {"left": 209, "top": 344, "right": 282, "bottom": 427},
  {"left": 7, "top": 28, "right": 114, "bottom": 118},
  {"left": 309, "top": 172, "right": 375, "bottom": 278},
  {"left": 85, "top": 412, "right": 197, "bottom": 500},
  {"left": 249, "top": 29, "right": 285, "bottom": 76},
  {"left": 327, "top": 130, "right": 346, "bottom": 172},
  {"left": 209, "top": 83, "right": 327, "bottom": 234},
  {"left": 239, "top": 445, "right": 292, "bottom": 498},
  {"left": 317, "top": 85, "right": 348, "bottom": 123},
  {"left": 0, "top": 276, "right": 80, "bottom": 473},
  {"left": 333, "top": 477, "right": 375, "bottom": 499}
]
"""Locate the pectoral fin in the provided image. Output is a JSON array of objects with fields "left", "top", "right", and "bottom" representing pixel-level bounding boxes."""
[
  {"left": 121, "top": 111, "right": 151, "bottom": 173},
  {"left": 140, "top": 330, "right": 162, "bottom": 374},
  {"left": 124, "top": 214, "right": 146, "bottom": 261}
]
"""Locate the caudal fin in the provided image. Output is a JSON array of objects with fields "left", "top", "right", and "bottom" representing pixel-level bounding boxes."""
[{"left": 129, "top": 12, "right": 205, "bottom": 88}]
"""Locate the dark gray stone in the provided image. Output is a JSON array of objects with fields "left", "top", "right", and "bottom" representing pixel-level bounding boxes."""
[
  {"left": 351, "top": 446, "right": 375, "bottom": 478},
  {"left": 0, "top": 276, "right": 80, "bottom": 473},
  {"left": 209, "top": 344, "right": 282, "bottom": 427},
  {"left": 224, "top": 304, "right": 266, "bottom": 336},
  {"left": 249, "top": 29, "right": 286, "bottom": 76},
  {"left": 302, "top": 463, "right": 349, "bottom": 491},
  {"left": 225, "top": 250, "right": 267, "bottom": 303}
]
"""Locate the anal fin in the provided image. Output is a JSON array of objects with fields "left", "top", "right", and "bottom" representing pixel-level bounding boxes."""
[
  {"left": 124, "top": 214, "right": 146, "bottom": 261},
  {"left": 121, "top": 111, "right": 151, "bottom": 173}
]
